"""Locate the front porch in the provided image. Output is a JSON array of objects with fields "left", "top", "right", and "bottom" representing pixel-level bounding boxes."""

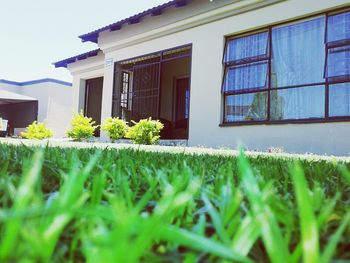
[{"left": 110, "top": 45, "right": 192, "bottom": 140}]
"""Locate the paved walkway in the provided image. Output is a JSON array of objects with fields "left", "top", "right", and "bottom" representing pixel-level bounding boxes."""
[{"left": 0, "top": 137, "right": 349, "bottom": 162}]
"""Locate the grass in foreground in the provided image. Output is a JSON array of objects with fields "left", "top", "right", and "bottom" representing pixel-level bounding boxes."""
[{"left": 0, "top": 144, "right": 349, "bottom": 262}]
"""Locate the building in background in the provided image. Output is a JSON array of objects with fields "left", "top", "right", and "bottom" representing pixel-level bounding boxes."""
[
  {"left": 0, "top": 79, "right": 72, "bottom": 137},
  {"left": 55, "top": 0, "right": 350, "bottom": 155}
]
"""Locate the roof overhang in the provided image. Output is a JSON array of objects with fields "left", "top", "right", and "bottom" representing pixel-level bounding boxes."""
[
  {"left": 78, "top": 0, "right": 189, "bottom": 43},
  {"left": 0, "top": 90, "right": 38, "bottom": 105},
  {"left": 53, "top": 49, "right": 101, "bottom": 68},
  {"left": 0, "top": 78, "right": 71, "bottom": 87}
]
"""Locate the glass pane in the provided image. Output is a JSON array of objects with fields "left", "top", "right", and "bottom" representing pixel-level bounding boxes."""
[
  {"left": 223, "top": 61, "right": 268, "bottom": 92},
  {"left": 224, "top": 32, "right": 268, "bottom": 63},
  {"left": 328, "top": 11, "right": 350, "bottom": 43},
  {"left": 329, "top": 82, "right": 350, "bottom": 117},
  {"left": 225, "top": 92, "right": 267, "bottom": 122},
  {"left": 327, "top": 45, "right": 350, "bottom": 78},
  {"left": 271, "top": 17, "right": 325, "bottom": 87},
  {"left": 270, "top": 85, "right": 325, "bottom": 120}
]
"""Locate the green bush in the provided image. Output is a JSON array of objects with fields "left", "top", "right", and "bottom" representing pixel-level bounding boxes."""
[
  {"left": 126, "top": 118, "right": 164, "bottom": 145},
  {"left": 101, "top": 117, "right": 128, "bottom": 142},
  {"left": 21, "top": 121, "right": 53, "bottom": 140},
  {"left": 0, "top": 117, "right": 2, "bottom": 130},
  {"left": 66, "top": 111, "right": 98, "bottom": 141}
]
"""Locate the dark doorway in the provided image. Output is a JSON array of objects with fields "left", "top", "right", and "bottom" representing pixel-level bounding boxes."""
[
  {"left": 0, "top": 100, "right": 38, "bottom": 136},
  {"left": 85, "top": 77, "right": 103, "bottom": 137}
]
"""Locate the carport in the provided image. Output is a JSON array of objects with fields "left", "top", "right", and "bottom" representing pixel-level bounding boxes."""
[{"left": 0, "top": 90, "right": 38, "bottom": 135}]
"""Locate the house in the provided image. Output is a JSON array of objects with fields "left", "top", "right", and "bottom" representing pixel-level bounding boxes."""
[
  {"left": 0, "top": 79, "right": 72, "bottom": 137},
  {"left": 54, "top": 0, "right": 350, "bottom": 155}
]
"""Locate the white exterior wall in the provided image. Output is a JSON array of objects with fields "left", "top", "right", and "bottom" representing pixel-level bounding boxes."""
[
  {"left": 68, "top": 53, "right": 105, "bottom": 114},
  {"left": 20, "top": 82, "right": 72, "bottom": 137},
  {"left": 0, "top": 80, "right": 72, "bottom": 137},
  {"left": 20, "top": 83, "right": 50, "bottom": 122},
  {"left": 70, "top": 0, "right": 350, "bottom": 155},
  {"left": 0, "top": 82, "right": 21, "bottom": 94}
]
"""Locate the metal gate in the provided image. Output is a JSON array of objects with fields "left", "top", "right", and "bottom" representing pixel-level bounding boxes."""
[
  {"left": 112, "top": 45, "right": 191, "bottom": 123},
  {"left": 131, "top": 62, "right": 160, "bottom": 121}
]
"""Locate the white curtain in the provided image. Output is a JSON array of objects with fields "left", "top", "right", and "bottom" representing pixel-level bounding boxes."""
[
  {"left": 326, "top": 11, "right": 350, "bottom": 79},
  {"left": 270, "top": 17, "right": 326, "bottom": 119},
  {"left": 223, "top": 32, "right": 269, "bottom": 93},
  {"left": 329, "top": 83, "right": 350, "bottom": 117},
  {"left": 271, "top": 17, "right": 325, "bottom": 87},
  {"left": 224, "top": 32, "right": 268, "bottom": 63},
  {"left": 271, "top": 86, "right": 325, "bottom": 120},
  {"left": 225, "top": 92, "right": 267, "bottom": 122},
  {"left": 327, "top": 11, "right": 350, "bottom": 43},
  {"left": 327, "top": 46, "right": 350, "bottom": 78},
  {"left": 223, "top": 62, "right": 268, "bottom": 92}
]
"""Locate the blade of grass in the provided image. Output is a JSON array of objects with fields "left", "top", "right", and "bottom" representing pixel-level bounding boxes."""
[
  {"left": 231, "top": 214, "right": 260, "bottom": 256},
  {"left": 238, "top": 150, "right": 290, "bottom": 263},
  {"left": 291, "top": 163, "right": 319, "bottom": 263},
  {"left": 202, "top": 194, "right": 231, "bottom": 245},
  {"left": 0, "top": 150, "right": 44, "bottom": 260},
  {"left": 158, "top": 224, "right": 253, "bottom": 263},
  {"left": 321, "top": 212, "right": 350, "bottom": 263}
]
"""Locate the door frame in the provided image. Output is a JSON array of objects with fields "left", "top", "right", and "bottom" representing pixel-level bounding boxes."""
[
  {"left": 84, "top": 77, "right": 104, "bottom": 136},
  {"left": 112, "top": 44, "right": 192, "bottom": 123},
  {"left": 173, "top": 75, "right": 190, "bottom": 122}
]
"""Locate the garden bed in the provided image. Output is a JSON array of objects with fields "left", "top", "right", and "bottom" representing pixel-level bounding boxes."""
[{"left": 0, "top": 142, "right": 349, "bottom": 262}]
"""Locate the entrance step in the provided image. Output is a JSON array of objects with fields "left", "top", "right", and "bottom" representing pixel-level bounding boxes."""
[{"left": 158, "top": 139, "right": 188, "bottom": 146}]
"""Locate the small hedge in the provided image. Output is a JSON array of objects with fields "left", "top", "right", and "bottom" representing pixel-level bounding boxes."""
[
  {"left": 21, "top": 121, "right": 53, "bottom": 140},
  {"left": 66, "top": 112, "right": 98, "bottom": 141},
  {"left": 101, "top": 117, "right": 128, "bottom": 142},
  {"left": 126, "top": 118, "right": 164, "bottom": 145}
]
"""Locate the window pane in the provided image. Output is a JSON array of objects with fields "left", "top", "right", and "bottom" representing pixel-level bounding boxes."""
[
  {"left": 270, "top": 85, "right": 325, "bottom": 120},
  {"left": 223, "top": 61, "right": 268, "bottom": 92},
  {"left": 224, "top": 32, "right": 268, "bottom": 63},
  {"left": 271, "top": 17, "right": 325, "bottom": 87},
  {"left": 327, "top": 45, "right": 350, "bottom": 79},
  {"left": 225, "top": 92, "right": 267, "bottom": 122},
  {"left": 329, "top": 82, "right": 350, "bottom": 117},
  {"left": 328, "top": 11, "right": 350, "bottom": 43}
]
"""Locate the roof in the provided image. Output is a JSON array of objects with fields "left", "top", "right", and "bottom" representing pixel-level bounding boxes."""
[
  {"left": 0, "top": 78, "right": 72, "bottom": 87},
  {"left": 79, "top": 0, "right": 188, "bottom": 43},
  {"left": 54, "top": 0, "right": 189, "bottom": 68},
  {"left": 0, "top": 89, "right": 38, "bottom": 105},
  {"left": 53, "top": 49, "right": 101, "bottom": 68}
]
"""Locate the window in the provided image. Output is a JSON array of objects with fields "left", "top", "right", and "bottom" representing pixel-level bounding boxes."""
[
  {"left": 223, "top": 31, "right": 269, "bottom": 122},
  {"left": 118, "top": 71, "right": 132, "bottom": 120},
  {"left": 120, "top": 71, "right": 130, "bottom": 109},
  {"left": 329, "top": 82, "right": 350, "bottom": 117},
  {"left": 270, "top": 17, "right": 325, "bottom": 120},
  {"left": 326, "top": 11, "right": 350, "bottom": 81},
  {"left": 222, "top": 10, "right": 350, "bottom": 124}
]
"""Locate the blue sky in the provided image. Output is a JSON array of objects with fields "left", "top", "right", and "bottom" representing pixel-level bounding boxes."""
[{"left": 0, "top": 0, "right": 168, "bottom": 82}]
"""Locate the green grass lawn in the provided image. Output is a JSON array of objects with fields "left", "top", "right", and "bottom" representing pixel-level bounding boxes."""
[{"left": 0, "top": 143, "right": 349, "bottom": 262}]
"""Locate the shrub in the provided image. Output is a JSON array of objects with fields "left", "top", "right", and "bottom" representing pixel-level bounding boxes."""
[
  {"left": 126, "top": 118, "right": 164, "bottom": 145},
  {"left": 66, "top": 111, "right": 98, "bottom": 141},
  {"left": 21, "top": 121, "right": 53, "bottom": 140},
  {"left": 101, "top": 117, "right": 128, "bottom": 142}
]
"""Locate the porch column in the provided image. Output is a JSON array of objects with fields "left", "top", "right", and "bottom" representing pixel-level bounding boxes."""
[
  {"left": 71, "top": 76, "right": 86, "bottom": 113},
  {"left": 100, "top": 57, "right": 114, "bottom": 141}
]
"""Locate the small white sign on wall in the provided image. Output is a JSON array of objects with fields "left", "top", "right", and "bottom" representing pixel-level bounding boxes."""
[{"left": 105, "top": 58, "right": 113, "bottom": 67}]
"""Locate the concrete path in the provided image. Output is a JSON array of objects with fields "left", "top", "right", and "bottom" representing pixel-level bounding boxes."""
[{"left": 0, "top": 137, "right": 349, "bottom": 162}]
